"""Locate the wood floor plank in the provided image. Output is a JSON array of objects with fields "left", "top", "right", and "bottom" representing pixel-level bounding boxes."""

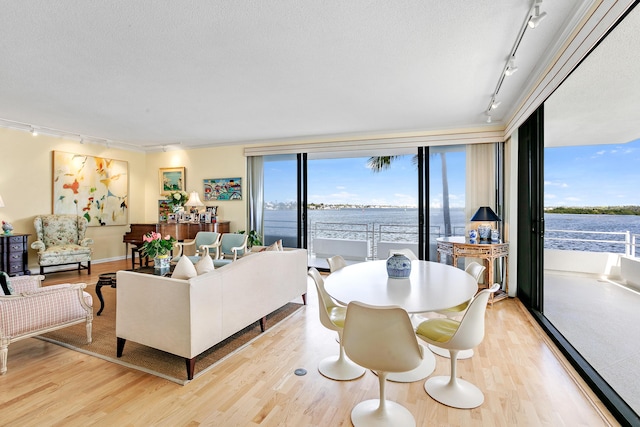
[{"left": 0, "top": 259, "right": 619, "bottom": 426}]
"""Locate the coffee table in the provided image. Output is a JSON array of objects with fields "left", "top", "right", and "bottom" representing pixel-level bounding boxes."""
[{"left": 95, "top": 266, "right": 173, "bottom": 316}]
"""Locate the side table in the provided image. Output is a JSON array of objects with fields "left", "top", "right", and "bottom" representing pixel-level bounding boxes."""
[
  {"left": 436, "top": 236, "right": 509, "bottom": 304},
  {"left": 95, "top": 273, "right": 117, "bottom": 316}
]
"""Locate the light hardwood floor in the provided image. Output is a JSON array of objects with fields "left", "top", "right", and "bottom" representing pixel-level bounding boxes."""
[{"left": 0, "top": 260, "right": 619, "bottom": 426}]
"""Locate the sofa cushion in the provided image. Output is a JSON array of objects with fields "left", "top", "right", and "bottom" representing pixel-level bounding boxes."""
[
  {"left": 195, "top": 255, "right": 215, "bottom": 275},
  {"left": 172, "top": 256, "right": 197, "bottom": 279}
]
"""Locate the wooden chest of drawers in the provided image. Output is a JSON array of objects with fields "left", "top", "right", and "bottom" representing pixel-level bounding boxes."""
[{"left": 0, "top": 233, "right": 30, "bottom": 276}]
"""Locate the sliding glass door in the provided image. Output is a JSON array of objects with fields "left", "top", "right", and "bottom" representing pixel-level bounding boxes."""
[
  {"left": 305, "top": 152, "right": 419, "bottom": 269},
  {"left": 520, "top": 4, "right": 640, "bottom": 423}
]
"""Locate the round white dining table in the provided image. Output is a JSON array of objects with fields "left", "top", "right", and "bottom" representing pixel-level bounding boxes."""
[
  {"left": 324, "top": 259, "right": 478, "bottom": 383},
  {"left": 324, "top": 260, "right": 477, "bottom": 314}
]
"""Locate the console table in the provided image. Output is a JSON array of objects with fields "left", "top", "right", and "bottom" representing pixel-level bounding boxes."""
[
  {"left": 436, "top": 236, "right": 509, "bottom": 304},
  {"left": 0, "top": 233, "right": 30, "bottom": 276}
]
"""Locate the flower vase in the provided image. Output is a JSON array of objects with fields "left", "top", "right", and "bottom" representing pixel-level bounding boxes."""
[
  {"left": 386, "top": 253, "right": 412, "bottom": 278},
  {"left": 154, "top": 255, "right": 171, "bottom": 270}
]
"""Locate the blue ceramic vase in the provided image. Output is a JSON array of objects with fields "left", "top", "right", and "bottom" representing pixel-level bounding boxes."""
[{"left": 386, "top": 253, "right": 412, "bottom": 278}]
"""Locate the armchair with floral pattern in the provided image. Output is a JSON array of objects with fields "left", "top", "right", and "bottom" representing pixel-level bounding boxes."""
[{"left": 31, "top": 215, "right": 93, "bottom": 275}]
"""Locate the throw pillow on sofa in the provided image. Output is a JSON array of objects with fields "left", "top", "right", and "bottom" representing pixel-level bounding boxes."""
[
  {"left": 172, "top": 256, "right": 198, "bottom": 279},
  {"left": 261, "top": 241, "right": 280, "bottom": 252},
  {"left": 195, "top": 254, "right": 215, "bottom": 275}
]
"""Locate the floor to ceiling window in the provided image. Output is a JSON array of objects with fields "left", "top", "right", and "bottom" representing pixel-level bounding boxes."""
[
  {"left": 262, "top": 154, "right": 298, "bottom": 247},
  {"left": 531, "top": 4, "right": 640, "bottom": 422},
  {"left": 428, "top": 145, "right": 467, "bottom": 260}
]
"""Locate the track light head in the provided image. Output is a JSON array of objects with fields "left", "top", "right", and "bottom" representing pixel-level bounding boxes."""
[
  {"left": 485, "top": 112, "right": 492, "bottom": 124},
  {"left": 505, "top": 58, "right": 518, "bottom": 76},
  {"left": 528, "top": 4, "right": 547, "bottom": 28},
  {"left": 491, "top": 100, "right": 501, "bottom": 109},
  {"left": 30, "top": 126, "right": 38, "bottom": 136}
]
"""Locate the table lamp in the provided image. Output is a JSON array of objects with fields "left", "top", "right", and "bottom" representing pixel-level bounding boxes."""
[
  {"left": 184, "top": 191, "right": 204, "bottom": 214},
  {"left": 470, "top": 206, "right": 501, "bottom": 241}
]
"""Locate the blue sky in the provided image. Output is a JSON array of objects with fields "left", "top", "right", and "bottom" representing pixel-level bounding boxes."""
[
  {"left": 544, "top": 138, "right": 640, "bottom": 207},
  {"left": 264, "top": 153, "right": 467, "bottom": 208},
  {"left": 263, "top": 138, "right": 640, "bottom": 208}
]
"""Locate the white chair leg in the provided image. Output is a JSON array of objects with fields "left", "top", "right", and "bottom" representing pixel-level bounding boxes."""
[
  {"left": 424, "top": 349, "right": 484, "bottom": 409},
  {"left": 351, "top": 371, "right": 416, "bottom": 427},
  {"left": 0, "top": 342, "right": 7, "bottom": 375},
  {"left": 429, "top": 344, "right": 473, "bottom": 359},
  {"left": 318, "top": 335, "right": 365, "bottom": 381}
]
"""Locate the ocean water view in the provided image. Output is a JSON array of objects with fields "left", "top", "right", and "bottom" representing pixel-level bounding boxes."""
[{"left": 264, "top": 208, "right": 640, "bottom": 256}]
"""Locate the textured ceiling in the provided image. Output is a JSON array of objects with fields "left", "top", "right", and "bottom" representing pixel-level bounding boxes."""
[{"left": 0, "top": 1, "right": 588, "bottom": 151}]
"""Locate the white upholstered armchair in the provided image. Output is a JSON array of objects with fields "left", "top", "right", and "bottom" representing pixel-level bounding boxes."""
[
  {"left": 0, "top": 274, "right": 93, "bottom": 374},
  {"left": 31, "top": 215, "right": 93, "bottom": 275}
]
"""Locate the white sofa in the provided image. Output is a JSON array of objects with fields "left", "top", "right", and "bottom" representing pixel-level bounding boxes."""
[{"left": 116, "top": 248, "right": 308, "bottom": 380}]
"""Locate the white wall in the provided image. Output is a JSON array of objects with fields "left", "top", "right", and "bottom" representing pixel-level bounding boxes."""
[{"left": 144, "top": 145, "right": 247, "bottom": 232}]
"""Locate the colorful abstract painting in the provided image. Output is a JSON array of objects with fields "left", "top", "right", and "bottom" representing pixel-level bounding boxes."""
[
  {"left": 52, "top": 151, "right": 129, "bottom": 226},
  {"left": 203, "top": 177, "right": 242, "bottom": 201}
]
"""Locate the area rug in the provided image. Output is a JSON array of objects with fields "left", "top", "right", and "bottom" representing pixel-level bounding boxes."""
[{"left": 37, "top": 283, "right": 303, "bottom": 385}]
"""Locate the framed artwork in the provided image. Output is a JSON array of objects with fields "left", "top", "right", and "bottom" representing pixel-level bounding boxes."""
[
  {"left": 159, "top": 167, "right": 185, "bottom": 195},
  {"left": 206, "top": 205, "right": 218, "bottom": 215},
  {"left": 203, "top": 178, "right": 242, "bottom": 201},
  {"left": 167, "top": 213, "right": 177, "bottom": 223},
  {"left": 52, "top": 151, "right": 129, "bottom": 226},
  {"left": 201, "top": 212, "right": 212, "bottom": 223}
]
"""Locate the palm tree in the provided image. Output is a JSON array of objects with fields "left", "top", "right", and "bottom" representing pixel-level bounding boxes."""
[{"left": 368, "top": 153, "right": 452, "bottom": 236}]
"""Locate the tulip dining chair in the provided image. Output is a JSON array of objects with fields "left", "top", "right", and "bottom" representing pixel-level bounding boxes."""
[
  {"left": 343, "top": 301, "right": 424, "bottom": 427},
  {"left": 326, "top": 255, "right": 347, "bottom": 273},
  {"left": 429, "top": 261, "right": 486, "bottom": 360},
  {"left": 308, "top": 267, "right": 365, "bottom": 381},
  {"left": 415, "top": 284, "right": 499, "bottom": 409}
]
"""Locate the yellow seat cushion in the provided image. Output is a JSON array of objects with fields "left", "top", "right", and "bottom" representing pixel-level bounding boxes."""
[
  {"left": 416, "top": 318, "right": 460, "bottom": 343},
  {"left": 328, "top": 305, "right": 347, "bottom": 328}
]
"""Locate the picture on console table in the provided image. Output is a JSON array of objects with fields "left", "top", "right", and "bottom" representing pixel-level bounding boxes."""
[
  {"left": 158, "top": 199, "right": 171, "bottom": 222},
  {"left": 203, "top": 178, "right": 242, "bottom": 201},
  {"left": 52, "top": 151, "right": 129, "bottom": 226}
]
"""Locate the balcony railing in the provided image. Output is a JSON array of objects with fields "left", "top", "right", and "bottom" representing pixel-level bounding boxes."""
[{"left": 545, "top": 229, "right": 640, "bottom": 256}]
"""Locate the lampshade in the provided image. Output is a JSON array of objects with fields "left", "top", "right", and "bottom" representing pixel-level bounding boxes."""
[
  {"left": 470, "top": 206, "right": 501, "bottom": 222},
  {"left": 0, "top": 195, "right": 5, "bottom": 208},
  {"left": 184, "top": 191, "right": 204, "bottom": 207}
]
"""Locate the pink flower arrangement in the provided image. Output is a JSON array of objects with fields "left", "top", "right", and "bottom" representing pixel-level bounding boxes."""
[{"left": 141, "top": 232, "right": 176, "bottom": 258}]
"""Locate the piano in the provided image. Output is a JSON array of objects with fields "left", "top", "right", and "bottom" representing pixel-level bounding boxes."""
[{"left": 123, "top": 221, "right": 231, "bottom": 266}]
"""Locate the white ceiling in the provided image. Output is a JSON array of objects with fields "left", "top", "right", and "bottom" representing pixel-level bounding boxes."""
[{"left": 0, "top": 1, "right": 590, "bottom": 151}]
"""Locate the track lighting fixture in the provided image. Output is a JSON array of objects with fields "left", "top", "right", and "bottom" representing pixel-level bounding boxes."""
[
  {"left": 504, "top": 58, "right": 518, "bottom": 76},
  {"left": 528, "top": 2, "right": 547, "bottom": 28},
  {"left": 30, "top": 126, "right": 38, "bottom": 136},
  {"left": 482, "top": 2, "right": 550, "bottom": 124}
]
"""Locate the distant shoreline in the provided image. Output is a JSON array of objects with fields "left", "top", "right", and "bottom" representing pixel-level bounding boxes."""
[{"left": 545, "top": 206, "right": 640, "bottom": 215}]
